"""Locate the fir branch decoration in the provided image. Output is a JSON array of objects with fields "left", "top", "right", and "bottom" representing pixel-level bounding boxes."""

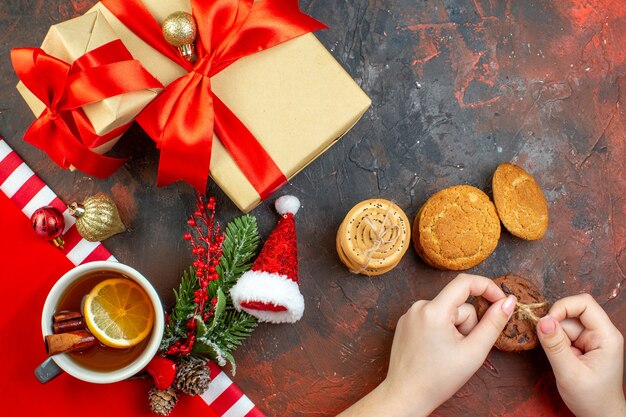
[
  {"left": 195, "top": 215, "right": 260, "bottom": 373},
  {"left": 210, "top": 310, "right": 258, "bottom": 353},
  {"left": 149, "top": 196, "right": 261, "bottom": 415},
  {"left": 160, "top": 267, "right": 199, "bottom": 351},
  {"left": 160, "top": 196, "right": 260, "bottom": 372},
  {"left": 216, "top": 214, "right": 261, "bottom": 293}
]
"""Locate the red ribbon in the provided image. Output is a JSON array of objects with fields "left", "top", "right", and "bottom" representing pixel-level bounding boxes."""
[
  {"left": 101, "top": 0, "right": 326, "bottom": 196},
  {"left": 11, "top": 40, "right": 163, "bottom": 178}
]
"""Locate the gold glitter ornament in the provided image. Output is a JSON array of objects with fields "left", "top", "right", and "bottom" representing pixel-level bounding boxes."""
[
  {"left": 162, "top": 11, "right": 197, "bottom": 61},
  {"left": 69, "top": 194, "right": 126, "bottom": 242}
]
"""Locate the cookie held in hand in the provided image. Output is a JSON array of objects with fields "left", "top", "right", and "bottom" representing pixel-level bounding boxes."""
[{"left": 474, "top": 274, "right": 549, "bottom": 352}]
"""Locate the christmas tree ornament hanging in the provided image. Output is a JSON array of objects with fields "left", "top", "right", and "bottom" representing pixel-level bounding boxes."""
[
  {"left": 68, "top": 193, "right": 125, "bottom": 242},
  {"left": 31, "top": 206, "right": 65, "bottom": 248},
  {"left": 162, "top": 11, "right": 197, "bottom": 62}
]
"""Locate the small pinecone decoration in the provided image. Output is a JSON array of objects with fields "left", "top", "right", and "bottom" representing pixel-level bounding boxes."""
[
  {"left": 174, "top": 357, "right": 211, "bottom": 396},
  {"left": 149, "top": 386, "right": 179, "bottom": 416}
]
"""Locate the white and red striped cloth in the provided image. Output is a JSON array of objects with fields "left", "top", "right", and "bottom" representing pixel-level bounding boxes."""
[
  {"left": 0, "top": 139, "right": 116, "bottom": 265},
  {"left": 0, "top": 138, "right": 265, "bottom": 417}
]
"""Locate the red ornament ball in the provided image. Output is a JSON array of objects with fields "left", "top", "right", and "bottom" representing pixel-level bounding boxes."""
[{"left": 31, "top": 206, "right": 65, "bottom": 248}]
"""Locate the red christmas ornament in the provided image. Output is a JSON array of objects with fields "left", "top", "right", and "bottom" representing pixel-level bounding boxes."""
[
  {"left": 31, "top": 206, "right": 65, "bottom": 248},
  {"left": 145, "top": 356, "right": 177, "bottom": 390}
]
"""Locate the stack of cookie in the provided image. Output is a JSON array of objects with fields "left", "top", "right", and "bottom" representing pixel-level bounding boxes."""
[
  {"left": 412, "top": 163, "right": 548, "bottom": 270},
  {"left": 336, "top": 199, "right": 410, "bottom": 276}
]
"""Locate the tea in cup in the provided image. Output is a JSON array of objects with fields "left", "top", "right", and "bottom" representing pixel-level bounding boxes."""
[{"left": 40, "top": 261, "right": 164, "bottom": 384}]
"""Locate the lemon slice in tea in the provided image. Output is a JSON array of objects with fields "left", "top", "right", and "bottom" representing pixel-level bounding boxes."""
[{"left": 84, "top": 278, "right": 154, "bottom": 348}]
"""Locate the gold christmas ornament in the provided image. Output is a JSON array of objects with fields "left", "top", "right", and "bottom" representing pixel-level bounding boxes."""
[
  {"left": 162, "top": 11, "right": 197, "bottom": 62},
  {"left": 69, "top": 194, "right": 126, "bottom": 242}
]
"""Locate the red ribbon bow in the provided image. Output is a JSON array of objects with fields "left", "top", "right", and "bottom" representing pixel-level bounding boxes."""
[
  {"left": 11, "top": 40, "right": 163, "bottom": 178},
  {"left": 102, "top": 0, "right": 326, "bottom": 196}
]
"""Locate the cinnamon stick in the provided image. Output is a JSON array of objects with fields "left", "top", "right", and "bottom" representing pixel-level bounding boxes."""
[
  {"left": 45, "top": 330, "right": 96, "bottom": 356},
  {"left": 52, "top": 317, "right": 85, "bottom": 334},
  {"left": 53, "top": 311, "right": 82, "bottom": 323}
]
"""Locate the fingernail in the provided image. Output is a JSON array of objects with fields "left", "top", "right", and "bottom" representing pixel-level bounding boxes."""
[
  {"left": 539, "top": 316, "right": 556, "bottom": 335},
  {"left": 501, "top": 295, "right": 516, "bottom": 316}
]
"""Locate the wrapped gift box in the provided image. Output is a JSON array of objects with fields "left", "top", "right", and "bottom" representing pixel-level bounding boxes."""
[
  {"left": 16, "top": 10, "right": 160, "bottom": 156},
  {"left": 92, "top": 0, "right": 371, "bottom": 212}
]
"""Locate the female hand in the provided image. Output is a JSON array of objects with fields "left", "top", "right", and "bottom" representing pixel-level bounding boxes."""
[
  {"left": 537, "top": 294, "right": 626, "bottom": 417},
  {"left": 339, "top": 273, "right": 515, "bottom": 417}
]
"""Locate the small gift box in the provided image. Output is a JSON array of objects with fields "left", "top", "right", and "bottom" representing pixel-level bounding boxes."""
[
  {"left": 14, "top": 10, "right": 162, "bottom": 176},
  {"left": 92, "top": 0, "right": 371, "bottom": 212}
]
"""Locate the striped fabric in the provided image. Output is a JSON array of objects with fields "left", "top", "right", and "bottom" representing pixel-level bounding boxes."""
[
  {"left": 0, "top": 139, "right": 265, "bottom": 417},
  {"left": 0, "top": 139, "right": 116, "bottom": 266}
]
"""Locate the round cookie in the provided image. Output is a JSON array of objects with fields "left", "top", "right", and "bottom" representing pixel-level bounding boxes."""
[
  {"left": 336, "top": 199, "right": 410, "bottom": 276},
  {"left": 492, "top": 163, "right": 548, "bottom": 240},
  {"left": 474, "top": 274, "right": 548, "bottom": 352},
  {"left": 412, "top": 185, "right": 500, "bottom": 270},
  {"left": 411, "top": 206, "right": 441, "bottom": 269}
]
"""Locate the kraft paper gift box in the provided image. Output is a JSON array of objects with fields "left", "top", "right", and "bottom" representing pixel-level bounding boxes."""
[
  {"left": 16, "top": 10, "right": 159, "bottom": 156},
  {"left": 90, "top": 0, "right": 371, "bottom": 212}
]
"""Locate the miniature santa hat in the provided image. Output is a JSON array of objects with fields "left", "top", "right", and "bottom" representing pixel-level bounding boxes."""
[{"left": 230, "top": 195, "right": 304, "bottom": 323}]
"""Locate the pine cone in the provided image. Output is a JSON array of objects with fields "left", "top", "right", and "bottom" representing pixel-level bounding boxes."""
[
  {"left": 174, "top": 357, "right": 211, "bottom": 396},
  {"left": 149, "top": 386, "right": 178, "bottom": 416}
]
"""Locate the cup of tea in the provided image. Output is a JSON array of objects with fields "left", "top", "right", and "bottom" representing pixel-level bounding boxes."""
[{"left": 39, "top": 261, "right": 164, "bottom": 384}]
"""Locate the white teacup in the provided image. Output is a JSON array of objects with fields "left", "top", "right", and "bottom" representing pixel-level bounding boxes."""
[{"left": 39, "top": 261, "right": 164, "bottom": 384}]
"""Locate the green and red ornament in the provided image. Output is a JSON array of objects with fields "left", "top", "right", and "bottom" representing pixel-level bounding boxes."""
[
  {"left": 164, "top": 195, "right": 225, "bottom": 357},
  {"left": 147, "top": 194, "right": 260, "bottom": 415}
]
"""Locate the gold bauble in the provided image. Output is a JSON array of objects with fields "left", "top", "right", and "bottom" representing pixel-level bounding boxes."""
[
  {"left": 162, "top": 11, "right": 197, "bottom": 60},
  {"left": 69, "top": 194, "right": 126, "bottom": 242}
]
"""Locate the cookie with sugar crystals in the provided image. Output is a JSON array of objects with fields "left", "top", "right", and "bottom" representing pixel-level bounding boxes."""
[
  {"left": 413, "top": 185, "right": 500, "bottom": 270},
  {"left": 492, "top": 163, "right": 548, "bottom": 240}
]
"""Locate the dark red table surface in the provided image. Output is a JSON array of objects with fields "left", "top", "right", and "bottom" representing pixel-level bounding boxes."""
[{"left": 1, "top": 0, "right": 624, "bottom": 416}]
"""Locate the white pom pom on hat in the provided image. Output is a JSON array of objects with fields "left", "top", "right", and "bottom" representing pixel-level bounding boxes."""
[{"left": 275, "top": 195, "right": 300, "bottom": 215}]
